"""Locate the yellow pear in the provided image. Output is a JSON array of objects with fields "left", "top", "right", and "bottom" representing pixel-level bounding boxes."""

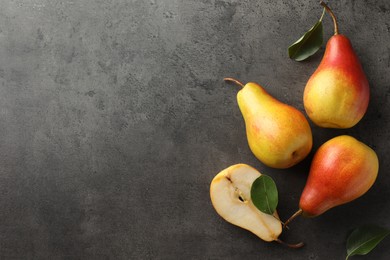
[{"left": 225, "top": 78, "right": 313, "bottom": 169}]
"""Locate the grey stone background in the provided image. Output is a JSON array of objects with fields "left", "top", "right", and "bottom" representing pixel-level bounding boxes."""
[{"left": 0, "top": 0, "right": 389, "bottom": 259}]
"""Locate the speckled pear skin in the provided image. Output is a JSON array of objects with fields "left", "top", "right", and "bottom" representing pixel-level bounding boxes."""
[
  {"left": 238, "top": 82, "right": 312, "bottom": 169},
  {"left": 299, "top": 135, "right": 378, "bottom": 217}
]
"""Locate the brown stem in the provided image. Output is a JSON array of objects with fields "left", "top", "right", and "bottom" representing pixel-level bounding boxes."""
[
  {"left": 320, "top": 1, "right": 339, "bottom": 35},
  {"left": 224, "top": 77, "right": 245, "bottom": 88},
  {"left": 274, "top": 217, "right": 290, "bottom": 230},
  {"left": 283, "top": 209, "right": 303, "bottom": 228},
  {"left": 276, "top": 239, "right": 305, "bottom": 249}
]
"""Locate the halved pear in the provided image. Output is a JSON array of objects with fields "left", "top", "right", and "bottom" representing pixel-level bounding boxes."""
[{"left": 210, "top": 164, "right": 282, "bottom": 242}]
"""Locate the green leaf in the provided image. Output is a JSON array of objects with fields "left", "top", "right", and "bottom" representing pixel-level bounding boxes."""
[
  {"left": 250, "top": 175, "right": 278, "bottom": 215},
  {"left": 346, "top": 225, "right": 390, "bottom": 259},
  {"left": 288, "top": 8, "right": 325, "bottom": 61}
]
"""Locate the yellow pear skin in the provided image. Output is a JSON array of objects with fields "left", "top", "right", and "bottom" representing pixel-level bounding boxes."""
[{"left": 226, "top": 78, "right": 313, "bottom": 169}]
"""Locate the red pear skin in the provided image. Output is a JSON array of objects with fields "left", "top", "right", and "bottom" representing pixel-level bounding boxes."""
[
  {"left": 299, "top": 135, "right": 378, "bottom": 217},
  {"left": 304, "top": 5, "right": 370, "bottom": 128}
]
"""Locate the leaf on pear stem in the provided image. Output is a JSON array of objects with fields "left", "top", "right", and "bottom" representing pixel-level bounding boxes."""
[
  {"left": 288, "top": 8, "right": 325, "bottom": 61},
  {"left": 250, "top": 175, "right": 278, "bottom": 215},
  {"left": 346, "top": 225, "right": 390, "bottom": 260}
]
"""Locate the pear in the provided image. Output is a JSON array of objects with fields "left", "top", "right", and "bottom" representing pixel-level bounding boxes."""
[
  {"left": 211, "top": 164, "right": 304, "bottom": 247},
  {"left": 210, "top": 164, "right": 282, "bottom": 242},
  {"left": 225, "top": 78, "right": 312, "bottom": 169},
  {"left": 284, "top": 135, "right": 379, "bottom": 226},
  {"left": 303, "top": 2, "right": 370, "bottom": 128}
]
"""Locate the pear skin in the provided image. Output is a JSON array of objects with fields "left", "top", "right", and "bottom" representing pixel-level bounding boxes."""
[
  {"left": 303, "top": 3, "right": 369, "bottom": 128},
  {"left": 226, "top": 78, "right": 312, "bottom": 169},
  {"left": 299, "top": 135, "right": 378, "bottom": 217}
]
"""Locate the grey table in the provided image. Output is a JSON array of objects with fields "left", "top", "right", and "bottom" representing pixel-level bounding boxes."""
[{"left": 0, "top": 0, "right": 389, "bottom": 259}]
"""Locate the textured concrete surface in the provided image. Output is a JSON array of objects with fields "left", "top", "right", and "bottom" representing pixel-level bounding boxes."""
[{"left": 0, "top": 0, "right": 389, "bottom": 259}]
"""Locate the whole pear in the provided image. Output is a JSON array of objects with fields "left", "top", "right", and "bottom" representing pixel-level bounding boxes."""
[
  {"left": 303, "top": 2, "right": 369, "bottom": 128},
  {"left": 225, "top": 78, "right": 312, "bottom": 169},
  {"left": 285, "top": 135, "right": 379, "bottom": 225}
]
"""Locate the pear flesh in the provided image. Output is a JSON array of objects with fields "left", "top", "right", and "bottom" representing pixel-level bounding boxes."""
[{"left": 210, "top": 164, "right": 282, "bottom": 242}]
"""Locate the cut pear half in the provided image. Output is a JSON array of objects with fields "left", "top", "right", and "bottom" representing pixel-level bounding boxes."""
[{"left": 210, "top": 164, "right": 282, "bottom": 242}]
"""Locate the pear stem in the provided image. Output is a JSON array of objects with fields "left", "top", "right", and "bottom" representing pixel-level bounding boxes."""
[
  {"left": 276, "top": 239, "right": 305, "bottom": 249},
  {"left": 224, "top": 77, "right": 245, "bottom": 88},
  {"left": 283, "top": 209, "right": 303, "bottom": 228},
  {"left": 319, "top": 7, "right": 326, "bottom": 22},
  {"left": 320, "top": 1, "right": 339, "bottom": 35}
]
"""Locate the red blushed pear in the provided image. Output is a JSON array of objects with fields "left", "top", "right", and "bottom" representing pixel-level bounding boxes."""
[
  {"left": 224, "top": 78, "right": 312, "bottom": 169},
  {"left": 284, "top": 135, "right": 379, "bottom": 226},
  {"left": 303, "top": 2, "right": 370, "bottom": 128}
]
